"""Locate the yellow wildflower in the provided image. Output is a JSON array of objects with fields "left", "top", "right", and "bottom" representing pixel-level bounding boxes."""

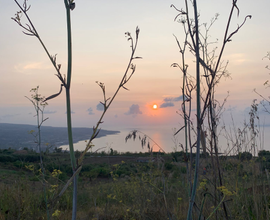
[
  {"left": 217, "top": 186, "right": 233, "bottom": 196},
  {"left": 52, "top": 209, "right": 61, "bottom": 217},
  {"left": 25, "top": 164, "right": 34, "bottom": 171},
  {"left": 51, "top": 169, "right": 62, "bottom": 177}
]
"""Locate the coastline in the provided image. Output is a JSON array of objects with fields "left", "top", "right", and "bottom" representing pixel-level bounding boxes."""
[{"left": 0, "top": 123, "right": 120, "bottom": 150}]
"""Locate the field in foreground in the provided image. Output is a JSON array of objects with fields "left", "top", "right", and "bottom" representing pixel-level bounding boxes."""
[{"left": 1, "top": 148, "right": 270, "bottom": 219}]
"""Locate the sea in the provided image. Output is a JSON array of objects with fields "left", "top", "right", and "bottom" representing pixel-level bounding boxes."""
[
  {"left": 60, "top": 125, "right": 270, "bottom": 155},
  {"left": 61, "top": 126, "right": 183, "bottom": 154}
]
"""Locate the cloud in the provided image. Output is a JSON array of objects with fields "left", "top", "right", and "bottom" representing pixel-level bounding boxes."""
[
  {"left": 163, "top": 95, "right": 183, "bottom": 102},
  {"left": 96, "top": 103, "right": 104, "bottom": 111},
  {"left": 44, "top": 110, "right": 57, "bottom": 114},
  {"left": 14, "top": 62, "right": 51, "bottom": 73},
  {"left": 114, "top": 114, "right": 118, "bottom": 118},
  {"left": 125, "top": 104, "right": 142, "bottom": 116},
  {"left": 87, "top": 107, "right": 94, "bottom": 115},
  {"left": 24, "top": 62, "right": 44, "bottom": 70},
  {"left": 227, "top": 53, "right": 248, "bottom": 65},
  {"left": 160, "top": 102, "right": 174, "bottom": 108},
  {"left": 1, "top": 114, "right": 20, "bottom": 118},
  {"left": 160, "top": 95, "right": 183, "bottom": 108}
]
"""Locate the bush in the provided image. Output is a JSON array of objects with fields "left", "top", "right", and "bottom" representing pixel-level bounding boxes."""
[
  {"left": 258, "top": 150, "right": 270, "bottom": 157},
  {"left": 54, "top": 147, "right": 62, "bottom": 153},
  {"left": 3, "top": 148, "right": 16, "bottom": 154},
  {"left": 223, "top": 162, "right": 237, "bottom": 171},
  {"left": 116, "top": 165, "right": 131, "bottom": 176},
  {"left": 98, "top": 167, "right": 110, "bottom": 177},
  {"left": 29, "top": 176, "right": 39, "bottom": 181},
  {"left": 237, "top": 152, "right": 252, "bottom": 161},
  {"left": 59, "top": 172, "right": 68, "bottom": 181},
  {"left": 165, "top": 162, "right": 173, "bottom": 170},
  {"left": 180, "top": 166, "right": 187, "bottom": 174},
  {"left": 0, "top": 155, "right": 16, "bottom": 163},
  {"left": 13, "top": 160, "right": 25, "bottom": 168},
  {"left": 258, "top": 150, "right": 270, "bottom": 162},
  {"left": 81, "top": 164, "right": 93, "bottom": 172}
]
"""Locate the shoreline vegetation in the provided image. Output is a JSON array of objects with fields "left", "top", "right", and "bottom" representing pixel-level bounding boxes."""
[{"left": 0, "top": 123, "right": 120, "bottom": 151}]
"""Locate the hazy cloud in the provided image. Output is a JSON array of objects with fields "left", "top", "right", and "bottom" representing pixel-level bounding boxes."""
[
  {"left": 125, "top": 104, "right": 142, "bottom": 116},
  {"left": 2, "top": 114, "right": 20, "bottom": 118},
  {"left": 160, "top": 95, "right": 183, "bottom": 108},
  {"left": 14, "top": 62, "right": 51, "bottom": 74},
  {"left": 44, "top": 110, "right": 57, "bottom": 114},
  {"left": 96, "top": 103, "right": 104, "bottom": 111},
  {"left": 87, "top": 107, "right": 94, "bottom": 115},
  {"left": 163, "top": 95, "right": 183, "bottom": 102},
  {"left": 228, "top": 53, "right": 248, "bottom": 65},
  {"left": 114, "top": 114, "right": 118, "bottom": 118},
  {"left": 24, "top": 62, "right": 44, "bottom": 70},
  {"left": 160, "top": 102, "right": 174, "bottom": 108}
]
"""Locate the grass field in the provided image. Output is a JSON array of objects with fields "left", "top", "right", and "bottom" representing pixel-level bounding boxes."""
[{"left": 1, "top": 148, "right": 270, "bottom": 219}]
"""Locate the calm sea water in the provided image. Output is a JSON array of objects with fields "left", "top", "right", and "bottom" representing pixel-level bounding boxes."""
[
  {"left": 61, "top": 126, "right": 183, "bottom": 153},
  {"left": 60, "top": 125, "right": 270, "bottom": 155}
]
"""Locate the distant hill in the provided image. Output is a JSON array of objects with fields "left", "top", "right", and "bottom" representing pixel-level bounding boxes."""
[{"left": 0, "top": 123, "right": 119, "bottom": 150}]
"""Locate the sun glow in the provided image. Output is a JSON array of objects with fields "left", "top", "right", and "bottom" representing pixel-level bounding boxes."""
[{"left": 153, "top": 104, "right": 158, "bottom": 110}]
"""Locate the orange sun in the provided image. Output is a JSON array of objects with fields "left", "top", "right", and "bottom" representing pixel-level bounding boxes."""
[{"left": 153, "top": 104, "right": 158, "bottom": 110}]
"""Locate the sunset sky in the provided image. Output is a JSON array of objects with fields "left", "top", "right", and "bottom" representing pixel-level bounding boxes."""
[{"left": 1, "top": 0, "right": 270, "bottom": 132}]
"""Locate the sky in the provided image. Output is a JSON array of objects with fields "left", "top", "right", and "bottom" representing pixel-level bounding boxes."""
[{"left": 1, "top": 0, "right": 270, "bottom": 132}]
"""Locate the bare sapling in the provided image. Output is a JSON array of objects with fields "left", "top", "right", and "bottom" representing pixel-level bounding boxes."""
[
  {"left": 171, "top": 0, "right": 251, "bottom": 219},
  {"left": 12, "top": 0, "right": 140, "bottom": 219},
  {"left": 25, "top": 86, "right": 50, "bottom": 219}
]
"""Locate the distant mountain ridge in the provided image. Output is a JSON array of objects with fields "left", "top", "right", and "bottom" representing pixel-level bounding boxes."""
[{"left": 0, "top": 123, "right": 119, "bottom": 150}]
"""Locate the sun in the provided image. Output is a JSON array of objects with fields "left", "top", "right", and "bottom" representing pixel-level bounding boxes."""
[{"left": 153, "top": 104, "right": 158, "bottom": 110}]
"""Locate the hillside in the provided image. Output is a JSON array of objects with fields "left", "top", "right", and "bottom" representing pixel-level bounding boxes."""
[{"left": 0, "top": 123, "right": 119, "bottom": 150}]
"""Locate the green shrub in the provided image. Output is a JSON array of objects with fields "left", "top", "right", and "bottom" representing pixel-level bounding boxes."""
[
  {"left": 0, "top": 155, "right": 16, "bottom": 163},
  {"left": 81, "top": 164, "right": 93, "bottom": 172},
  {"left": 13, "top": 160, "right": 25, "bottom": 168},
  {"left": 29, "top": 176, "right": 39, "bottom": 181},
  {"left": 258, "top": 150, "right": 270, "bottom": 157},
  {"left": 237, "top": 152, "right": 252, "bottom": 161},
  {"left": 59, "top": 172, "right": 68, "bottom": 181},
  {"left": 3, "top": 148, "right": 15, "bottom": 154},
  {"left": 258, "top": 150, "right": 270, "bottom": 162},
  {"left": 180, "top": 166, "right": 187, "bottom": 174},
  {"left": 116, "top": 165, "right": 131, "bottom": 176},
  {"left": 98, "top": 167, "right": 110, "bottom": 177},
  {"left": 165, "top": 162, "right": 173, "bottom": 170}
]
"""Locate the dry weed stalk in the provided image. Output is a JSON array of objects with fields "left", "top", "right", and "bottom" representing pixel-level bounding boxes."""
[
  {"left": 12, "top": 0, "right": 140, "bottom": 219},
  {"left": 171, "top": 0, "right": 251, "bottom": 218}
]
